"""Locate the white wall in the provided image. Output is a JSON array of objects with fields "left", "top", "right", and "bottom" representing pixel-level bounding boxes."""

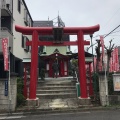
[
  {"left": 13, "top": 0, "right": 32, "bottom": 59},
  {"left": 46, "top": 46, "right": 68, "bottom": 55}
]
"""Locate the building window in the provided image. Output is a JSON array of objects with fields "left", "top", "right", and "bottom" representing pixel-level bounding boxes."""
[
  {"left": 22, "top": 35, "right": 29, "bottom": 52},
  {"left": 29, "top": 19, "right": 31, "bottom": 27},
  {"left": 18, "top": 0, "right": 21, "bottom": 13},
  {"left": 24, "top": 9, "right": 29, "bottom": 25},
  {"left": 22, "top": 35, "right": 24, "bottom": 48}
]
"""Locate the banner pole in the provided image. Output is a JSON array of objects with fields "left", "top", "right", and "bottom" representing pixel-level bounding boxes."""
[
  {"left": 8, "top": 38, "right": 11, "bottom": 114},
  {"left": 0, "top": 0, "right": 1, "bottom": 40}
]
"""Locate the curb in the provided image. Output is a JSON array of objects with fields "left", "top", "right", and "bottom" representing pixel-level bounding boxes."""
[{"left": 1, "top": 106, "right": 120, "bottom": 116}]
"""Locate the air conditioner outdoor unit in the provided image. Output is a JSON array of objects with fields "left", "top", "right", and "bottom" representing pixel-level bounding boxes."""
[
  {"left": 6, "top": 4, "right": 10, "bottom": 9},
  {"left": 6, "top": 0, "right": 10, "bottom": 9}
]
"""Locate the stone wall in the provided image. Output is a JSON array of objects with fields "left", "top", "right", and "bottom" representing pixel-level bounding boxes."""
[
  {"left": 109, "top": 95, "right": 120, "bottom": 105},
  {"left": 109, "top": 73, "right": 120, "bottom": 105},
  {"left": 0, "top": 76, "right": 17, "bottom": 112}
]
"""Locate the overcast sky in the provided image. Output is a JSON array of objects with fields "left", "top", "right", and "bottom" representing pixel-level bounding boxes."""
[{"left": 25, "top": 0, "right": 120, "bottom": 53}]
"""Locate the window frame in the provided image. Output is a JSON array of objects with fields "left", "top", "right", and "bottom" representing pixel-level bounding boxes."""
[{"left": 18, "top": 0, "right": 21, "bottom": 13}]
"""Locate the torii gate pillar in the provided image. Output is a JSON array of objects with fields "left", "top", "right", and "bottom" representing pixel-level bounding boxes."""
[
  {"left": 26, "top": 30, "right": 39, "bottom": 106},
  {"left": 29, "top": 31, "right": 38, "bottom": 99},
  {"left": 77, "top": 31, "right": 91, "bottom": 105},
  {"left": 78, "top": 30, "right": 88, "bottom": 98}
]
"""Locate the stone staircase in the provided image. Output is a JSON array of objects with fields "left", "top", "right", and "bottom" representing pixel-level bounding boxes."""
[
  {"left": 36, "top": 78, "right": 79, "bottom": 109},
  {"left": 36, "top": 78, "right": 77, "bottom": 99}
]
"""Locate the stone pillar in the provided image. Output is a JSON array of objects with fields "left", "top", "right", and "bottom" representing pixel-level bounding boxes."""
[
  {"left": 10, "top": 73, "right": 18, "bottom": 111},
  {"left": 23, "top": 64, "right": 27, "bottom": 99},
  {"left": 0, "top": 73, "right": 17, "bottom": 112},
  {"left": 99, "top": 71, "right": 109, "bottom": 106}
]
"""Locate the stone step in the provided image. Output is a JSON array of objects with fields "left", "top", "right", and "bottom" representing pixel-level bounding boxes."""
[
  {"left": 38, "top": 98, "right": 79, "bottom": 109},
  {"left": 36, "top": 89, "right": 76, "bottom": 94},
  {"left": 38, "top": 80, "right": 76, "bottom": 85},
  {"left": 36, "top": 93, "right": 77, "bottom": 99},
  {"left": 38, "top": 83, "right": 76, "bottom": 87},
  {"left": 37, "top": 86, "right": 76, "bottom": 90},
  {"left": 38, "top": 77, "right": 74, "bottom": 81}
]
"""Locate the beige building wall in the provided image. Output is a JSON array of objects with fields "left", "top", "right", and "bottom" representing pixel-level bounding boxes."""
[{"left": 12, "top": 0, "right": 32, "bottom": 59}]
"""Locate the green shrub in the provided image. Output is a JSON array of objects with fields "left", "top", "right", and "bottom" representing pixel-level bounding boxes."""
[
  {"left": 92, "top": 72, "right": 99, "bottom": 93},
  {"left": 17, "top": 93, "right": 25, "bottom": 107},
  {"left": 17, "top": 78, "right": 26, "bottom": 107}
]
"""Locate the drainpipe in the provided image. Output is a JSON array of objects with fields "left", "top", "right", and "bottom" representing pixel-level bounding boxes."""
[{"left": 0, "top": 0, "right": 1, "bottom": 39}]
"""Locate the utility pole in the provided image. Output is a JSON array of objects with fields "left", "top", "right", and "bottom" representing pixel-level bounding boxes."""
[
  {"left": 58, "top": 15, "right": 60, "bottom": 27},
  {"left": 90, "top": 34, "right": 98, "bottom": 101},
  {"left": 95, "top": 39, "right": 101, "bottom": 72},
  {"left": 104, "top": 40, "right": 114, "bottom": 106},
  {"left": 8, "top": 45, "right": 11, "bottom": 114},
  {"left": 90, "top": 34, "right": 94, "bottom": 71},
  {"left": 104, "top": 40, "right": 114, "bottom": 79}
]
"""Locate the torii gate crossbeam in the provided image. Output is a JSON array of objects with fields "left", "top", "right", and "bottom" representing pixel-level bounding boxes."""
[{"left": 26, "top": 41, "right": 90, "bottom": 46}]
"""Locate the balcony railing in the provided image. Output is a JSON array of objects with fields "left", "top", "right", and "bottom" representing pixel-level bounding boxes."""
[
  {"left": 1, "top": 0, "right": 13, "bottom": 15},
  {"left": 1, "top": 27, "right": 13, "bottom": 35}
]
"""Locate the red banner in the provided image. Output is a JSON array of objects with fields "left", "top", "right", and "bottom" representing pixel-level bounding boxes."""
[
  {"left": 114, "top": 48, "right": 119, "bottom": 71},
  {"left": 2, "top": 38, "right": 9, "bottom": 71},
  {"left": 109, "top": 47, "right": 119, "bottom": 72},
  {"left": 116, "top": 48, "right": 119, "bottom": 71}
]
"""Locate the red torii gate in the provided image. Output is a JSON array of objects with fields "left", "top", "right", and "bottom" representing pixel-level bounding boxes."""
[{"left": 15, "top": 25, "right": 100, "bottom": 101}]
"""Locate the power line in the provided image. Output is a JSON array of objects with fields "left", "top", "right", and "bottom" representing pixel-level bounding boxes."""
[
  {"left": 104, "top": 25, "right": 120, "bottom": 38},
  {"left": 86, "top": 25, "right": 120, "bottom": 51},
  {"left": 109, "top": 29, "right": 120, "bottom": 34},
  {"left": 102, "top": 7, "right": 120, "bottom": 33}
]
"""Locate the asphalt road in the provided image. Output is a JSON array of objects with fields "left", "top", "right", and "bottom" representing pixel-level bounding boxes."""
[{"left": 1, "top": 110, "right": 120, "bottom": 120}]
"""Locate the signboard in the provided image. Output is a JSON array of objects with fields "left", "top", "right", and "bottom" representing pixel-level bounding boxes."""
[
  {"left": 4, "top": 80, "right": 8, "bottom": 96},
  {"left": 2, "top": 38, "right": 9, "bottom": 71},
  {"left": 113, "top": 75, "right": 120, "bottom": 91}
]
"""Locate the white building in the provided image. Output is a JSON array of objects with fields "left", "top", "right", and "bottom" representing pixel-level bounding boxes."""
[{"left": 0, "top": 0, "right": 33, "bottom": 78}]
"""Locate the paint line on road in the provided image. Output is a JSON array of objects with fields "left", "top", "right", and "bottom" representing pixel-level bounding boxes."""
[
  {"left": 0, "top": 112, "right": 24, "bottom": 117},
  {"left": 31, "top": 111, "right": 91, "bottom": 117},
  {"left": 48, "top": 111, "right": 91, "bottom": 116},
  {"left": 0, "top": 115, "right": 26, "bottom": 119},
  {"left": 11, "top": 112, "right": 24, "bottom": 115}
]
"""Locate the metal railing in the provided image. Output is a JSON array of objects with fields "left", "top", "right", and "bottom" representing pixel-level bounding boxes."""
[
  {"left": 1, "top": 0, "right": 13, "bottom": 14},
  {"left": 1, "top": 27, "right": 13, "bottom": 35}
]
